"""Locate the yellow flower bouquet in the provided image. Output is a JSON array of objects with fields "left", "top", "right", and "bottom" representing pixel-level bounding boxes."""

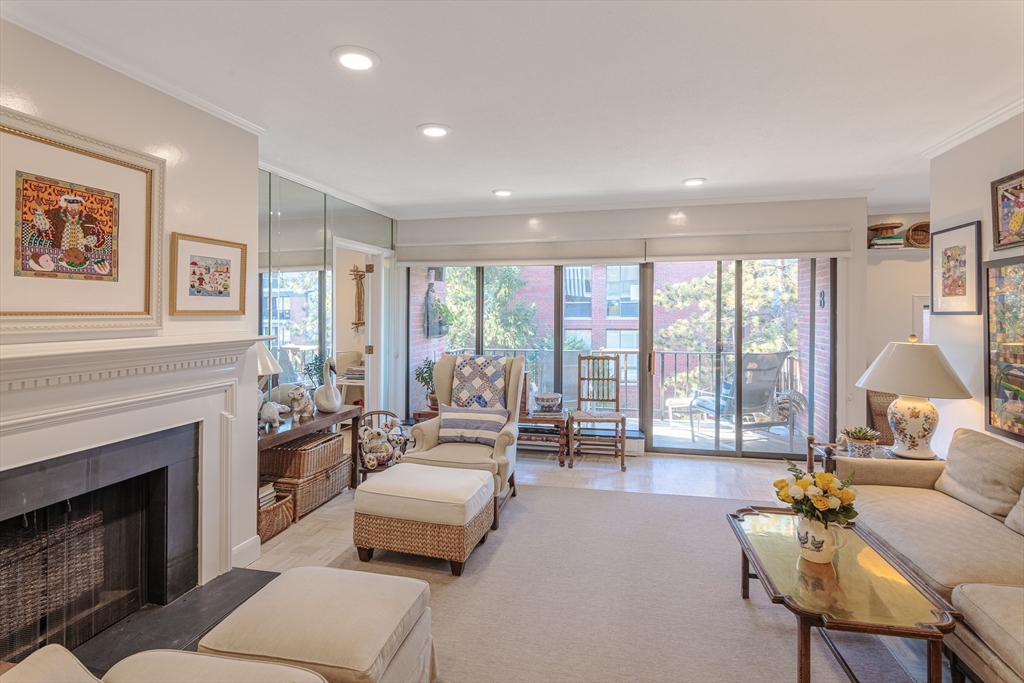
[{"left": 774, "top": 461, "right": 857, "bottom": 528}]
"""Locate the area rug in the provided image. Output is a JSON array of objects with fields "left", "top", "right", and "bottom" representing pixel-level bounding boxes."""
[{"left": 328, "top": 485, "right": 914, "bottom": 683}]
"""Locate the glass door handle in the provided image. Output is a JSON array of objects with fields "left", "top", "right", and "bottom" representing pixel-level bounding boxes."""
[{"left": 648, "top": 351, "right": 655, "bottom": 375}]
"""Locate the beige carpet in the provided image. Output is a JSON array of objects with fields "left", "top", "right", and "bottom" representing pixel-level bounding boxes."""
[{"left": 327, "top": 485, "right": 914, "bottom": 683}]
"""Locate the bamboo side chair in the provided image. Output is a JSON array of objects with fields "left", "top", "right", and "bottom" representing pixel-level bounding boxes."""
[{"left": 569, "top": 355, "right": 627, "bottom": 472}]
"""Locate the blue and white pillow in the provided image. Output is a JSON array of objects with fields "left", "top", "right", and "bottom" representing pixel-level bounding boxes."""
[
  {"left": 451, "top": 355, "right": 508, "bottom": 408},
  {"left": 438, "top": 405, "right": 509, "bottom": 448}
]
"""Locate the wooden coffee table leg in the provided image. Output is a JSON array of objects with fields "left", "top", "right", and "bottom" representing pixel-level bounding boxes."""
[
  {"left": 927, "top": 639, "right": 942, "bottom": 683},
  {"left": 797, "top": 616, "right": 811, "bottom": 683}
]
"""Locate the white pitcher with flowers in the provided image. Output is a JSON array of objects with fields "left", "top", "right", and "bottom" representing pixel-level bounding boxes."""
[{"left": 774, "top": 462, "right": 857, "bottom": 564}]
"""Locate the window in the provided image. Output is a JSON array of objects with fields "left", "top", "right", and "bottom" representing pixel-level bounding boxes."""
[
  {"left": 564, "top": 266, "right": 592, "bottom": 318},
  {"left": 484, "top": 266, "right": 556, "bottom": 395},
  {"left": 606, "top": 264, "right": 640, "bottom": 318},
  {"left": 604, "top": 329, "right": 639, "bottom": 383},
  {"left": 564, "top": 329, "right": 592, "bottom": 350}
]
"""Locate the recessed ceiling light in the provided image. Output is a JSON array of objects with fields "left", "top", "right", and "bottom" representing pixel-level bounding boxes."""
[
  {"left": 418, "top": 123, "right": 451, "bottom": 137},
  {"left": 331, "top": 46, "right": 380, "bottom": 70},
  {"left": 683, "top": 178, "right": 707, "bottom": 187},
  {"left": 493, "top": 189, "right": 513, "bottom": 197}
]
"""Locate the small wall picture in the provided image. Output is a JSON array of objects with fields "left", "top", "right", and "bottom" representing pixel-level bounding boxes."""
[
  {"left": 188, "top": 255, "right": 231, "bottom": 297},
  {"left": 991, "top": 169, "right": 1024, "bottom": 251},
  {"left": 930, "top": 221, "right": 981, "bottom": 315},
  {"left": 984, "top": 256, "right": 1024, "bottom": 442},
  {"left": 170, "top": 233, "right": 246, "bottom": 316},
  {"left": 16, "top": 172, "right": 119, "bottom": 281}
]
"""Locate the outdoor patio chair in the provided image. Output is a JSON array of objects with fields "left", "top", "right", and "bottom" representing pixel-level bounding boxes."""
[{"left": 690, "top": 351, "right": 795, "bottom": 449}]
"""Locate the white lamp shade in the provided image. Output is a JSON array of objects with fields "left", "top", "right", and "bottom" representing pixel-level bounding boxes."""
[
  {"left": 856, "top": 341, "right": 970, "bottom": 399},
  {"left": 256, "top": 342, "right": 283, "bottom": 376}
]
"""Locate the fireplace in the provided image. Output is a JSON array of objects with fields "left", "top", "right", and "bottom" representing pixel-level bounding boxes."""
[{"left": 0, "top": 425, "right": 198, "bottom": 665}]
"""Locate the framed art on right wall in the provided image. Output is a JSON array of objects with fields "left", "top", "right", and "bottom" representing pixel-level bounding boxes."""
[
  {"left": 930, "top": 221, "right": 981, "bottom": 315},
  {"left": 983, "top": 255, "right": 1024, "bottom": 442},
  {"left": 991, "top": 169, "right": 1024, "bottom": 251}
]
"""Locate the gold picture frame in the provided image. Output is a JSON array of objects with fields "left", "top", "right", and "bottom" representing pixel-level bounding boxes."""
[
  {"left": 170, "top": 233, "right": 247, "bottom": 316},
  {"left": 0, "top": 107, "right": 164, "bottom": 338}
]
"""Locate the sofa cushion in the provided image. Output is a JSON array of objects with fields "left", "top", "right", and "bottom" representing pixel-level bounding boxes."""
[
  {"left": 0, "top": 645, "right": 100, "bottom": 683},
  {"left": 198, "top": 567, "right": 430, "bottom": 683},
  {"left": 853, "top": 485, "right": 1024, "bottom": 600},
  {"left": 102, "top": 650, "right": 327, "bottom": 683},
  {"left": 952, "top": 584, "right": 1024, "bottom": 679},
  {"left": 934, "top": 428, "right": 1024, "bottom": 521},
  {"left": 1007, "top": 489, "right": 1024, "bottom": 536},
  {"left": 401, "top": 442, "right": 500, "bottom": 475},
  {"left": 438, "top": 404, "right": 509, "bottom": 447},
  {"left": 354, "top": 463, "right": 493, "bottom": 525}
]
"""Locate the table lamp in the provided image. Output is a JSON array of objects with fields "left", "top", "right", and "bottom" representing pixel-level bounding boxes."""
[
  {"left": 855, "top": 335, "right": 970, "bottom": 459},
  {"left": 256, "top": 341, "right": 283, "bottom": 390}
]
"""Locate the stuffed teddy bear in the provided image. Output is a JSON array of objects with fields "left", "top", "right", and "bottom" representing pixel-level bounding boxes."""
[
  {"left": 385, "top": 421, "right": 408, "bottom": 461},
  {"left": 359, "top": 425, "right": 394, "bottom": 470}
]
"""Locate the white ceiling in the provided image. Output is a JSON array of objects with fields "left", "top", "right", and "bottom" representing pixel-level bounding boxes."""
[{"left": 3, "top": 1, "right": 1022, "bottom": 220}]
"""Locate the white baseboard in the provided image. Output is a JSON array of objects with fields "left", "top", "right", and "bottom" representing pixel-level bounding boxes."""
[{"left": 232, "top": 534, "right": 261, "bottom": 568}]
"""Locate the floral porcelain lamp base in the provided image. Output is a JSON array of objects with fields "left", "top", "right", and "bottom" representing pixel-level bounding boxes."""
[{"left": 887, "top": 395, "right": 940, "bottom": 459}]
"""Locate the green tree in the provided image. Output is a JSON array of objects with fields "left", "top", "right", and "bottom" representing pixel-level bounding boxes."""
[
  {"left": 441, "top": 266, "right": 539, "bottom": 352},
  {"left": 654, "top": 260, "right": 798, "bottom": 354}
]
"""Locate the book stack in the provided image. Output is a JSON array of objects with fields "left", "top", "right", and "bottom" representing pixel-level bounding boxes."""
[
  {"left": 870, "top": 234, "right": 904, "bottom": 250},
  {"left": 258, "top": 483, "right": 277, "bottom": 509},
  {"left": 341, "top": 366, "right": 365, "bottom": 381}
]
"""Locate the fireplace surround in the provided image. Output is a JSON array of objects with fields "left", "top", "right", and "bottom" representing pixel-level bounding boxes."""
[
  {"left": 0, "top": 425, "right": 199, "bottom": 664},
  {"left": 0, "top": 334, "right": 263, "bottom": 639}
]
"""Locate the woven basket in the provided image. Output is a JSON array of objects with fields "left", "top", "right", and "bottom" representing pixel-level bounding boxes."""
[
  {"left": 906, "top": 221, "right": 930, "bottom": 248},
  {"left": 868, "top": 221, "right": 903, "bottom": 237},
  {"left": 257, "top": 493, "right": 293, "bottom": 543},
  {"left": 260, "top": 432, "right": 346, "bottom": 479},
  {"left": 264, "top": 460, "right": 351, "bottom": 522}
]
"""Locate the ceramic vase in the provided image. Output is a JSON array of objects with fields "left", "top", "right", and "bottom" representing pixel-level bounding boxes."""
[
  {"left": 845, "top": 438, "right": 877, "bottom": 458},
  {"left": 887, "top": 394, "right": 939, "bottom": 459},
  {"left": 795, "top": 517, "right": 846, "bottom": 564}
]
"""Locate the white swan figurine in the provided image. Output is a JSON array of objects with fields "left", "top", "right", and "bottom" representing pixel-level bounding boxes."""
[{"left": 313, "top": 357, "right": 343, "bottom": 413}]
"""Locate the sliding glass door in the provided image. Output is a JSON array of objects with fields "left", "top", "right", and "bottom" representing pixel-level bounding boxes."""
[{"left": 646, "top": 259, "right": 834, "bottom": 457}]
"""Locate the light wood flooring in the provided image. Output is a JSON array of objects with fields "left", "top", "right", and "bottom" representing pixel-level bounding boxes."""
[{"left": 249, "top": 450, "right": 786, "bottom": 574}]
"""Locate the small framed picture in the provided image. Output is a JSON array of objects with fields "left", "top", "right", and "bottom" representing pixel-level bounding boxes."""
[
  {"left": 169, "top": 233, "right": 246, "bottom": 316},
  {"left": 983, "top": 256, "right": 1023, "bottom": 442},
  {"left": 991, "top": 169, "right": 1024, "bottom": 251},
  {"left": 930, "top": 221, "right": 981, "bottom": 315}
]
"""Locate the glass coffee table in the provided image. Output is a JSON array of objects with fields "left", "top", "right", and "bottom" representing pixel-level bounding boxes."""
[{"left": 727, "top": 507, "right": 958, "bottom": 683}]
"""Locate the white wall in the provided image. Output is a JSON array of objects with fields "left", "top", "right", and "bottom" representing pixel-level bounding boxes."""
[
  {"left": 398, "top": 196, "right": 870, "bottom": 435},
  {"left": 0, "top": 21, "right": 262, "bottom": 568},
  {"left": 929, "top": 114, "right": 1024, "bottom": 454},
  {"left": 864, "top": 212, "right": 930, "bottom": 362}
]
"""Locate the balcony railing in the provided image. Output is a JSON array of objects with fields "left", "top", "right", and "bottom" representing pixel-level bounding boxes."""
[{"left": 445, "top": 348, "right": 799, "bottom": 423}]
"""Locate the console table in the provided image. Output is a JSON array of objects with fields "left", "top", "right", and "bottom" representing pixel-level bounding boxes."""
[{"left": 258, "top": 405, "right": 362, "bottom": 490}]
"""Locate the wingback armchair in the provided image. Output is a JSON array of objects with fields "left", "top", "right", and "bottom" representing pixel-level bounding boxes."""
[{"left": 406, "top": 354, "right": 525, "bottom": 530}]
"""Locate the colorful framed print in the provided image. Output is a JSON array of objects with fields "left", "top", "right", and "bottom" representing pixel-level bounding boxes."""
[
  {"left": 170, "top": 233, "right": 246, "bottom": 316},
  {"left": 991, "top": 169, "right": 1024, "bottom": 251},
  {"left": 0, "top": 107, "right": 164, "bottom": 337},
  {"left": 983, "top": 256, "right": 1024, "bottom": 442},
  {"left": 930, "top": 221, "right": 981, "bottom": 315}
]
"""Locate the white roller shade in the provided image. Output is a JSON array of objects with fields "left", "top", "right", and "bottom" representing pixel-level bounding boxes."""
[
  {"left": 644, "top": 227, "right": 852, "bottom": 261},
  {"left": 397, "top": 239, "right": 645, "bottom": 266}
]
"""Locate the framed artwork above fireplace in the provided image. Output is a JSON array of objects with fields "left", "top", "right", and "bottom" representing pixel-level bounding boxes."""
[{"left": 0, "top": 107, "right": 164, "bottom": 338}]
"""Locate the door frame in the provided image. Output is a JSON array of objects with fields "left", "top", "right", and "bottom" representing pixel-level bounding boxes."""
[{"left": 332, "top": 236, "right": 397, "bottom": 413}]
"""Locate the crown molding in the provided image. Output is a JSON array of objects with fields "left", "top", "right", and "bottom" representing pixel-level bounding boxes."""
[
  {"left": 867, "top": 204, "right": 931, "bottom": 217},
  {"left": 258, "top": 161, "right": 392, "bottom": 218},
  {"left": 0, "top": 5, "right": 266, "bottom": 136},
  {"left": 391, "top": 190, "right": 870, "bottom": 221},
  {"left": 922, "top": 97, "right": 1024, "bottom": 160}
]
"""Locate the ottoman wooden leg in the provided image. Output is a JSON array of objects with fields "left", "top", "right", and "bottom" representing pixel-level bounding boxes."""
[
  {"left": 357, "top": 547, "right": 374, "bottom": 562},
  {"left": 450, "top": 560, "right": 464, "bottom": 576},
  {"left": 478, "top": 532, "right": 488, "bottom": 545}
]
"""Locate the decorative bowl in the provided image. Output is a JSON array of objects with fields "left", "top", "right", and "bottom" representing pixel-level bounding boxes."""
[{"left": 535, "top": 393, "right": 562, "bottom": 411}]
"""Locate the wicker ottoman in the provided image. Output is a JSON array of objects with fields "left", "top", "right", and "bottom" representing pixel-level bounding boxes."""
[
  {"left": 198, "top": 567, "right": 437, "bottom": 683},
  {"left": 353, "top": 463, "right": 494, "bottom": 576}
]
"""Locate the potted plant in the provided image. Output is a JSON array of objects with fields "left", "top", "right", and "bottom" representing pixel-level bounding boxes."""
[
  {"left": 414, "top": 357, "right": 438, "bottom": 410},
  {"left": 839, "top": 426, "right": 880, "bottom": 458},
  {"left": 774, "top": 461, "right": 858, "bottom": 563}
]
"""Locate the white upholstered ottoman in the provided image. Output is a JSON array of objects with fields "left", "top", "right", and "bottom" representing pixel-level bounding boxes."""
[
  {"left": 197, "top": 567, "right": 437, "bottom": 683},
  {"left": 354, "top": 463, "right": 494, "bottom": 576}
]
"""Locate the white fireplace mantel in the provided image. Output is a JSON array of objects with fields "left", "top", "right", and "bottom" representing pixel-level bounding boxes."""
[
  {"left": 0, "top": 333, "right": 264, "bottom": 392},
  {"left": 0, "top": 332, "right": 264, "bottom": 581}
]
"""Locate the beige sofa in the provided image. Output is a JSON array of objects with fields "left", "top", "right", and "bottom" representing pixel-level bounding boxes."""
[{"left": 834, "top": 428, "right": 1024, "bottom": 683}]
